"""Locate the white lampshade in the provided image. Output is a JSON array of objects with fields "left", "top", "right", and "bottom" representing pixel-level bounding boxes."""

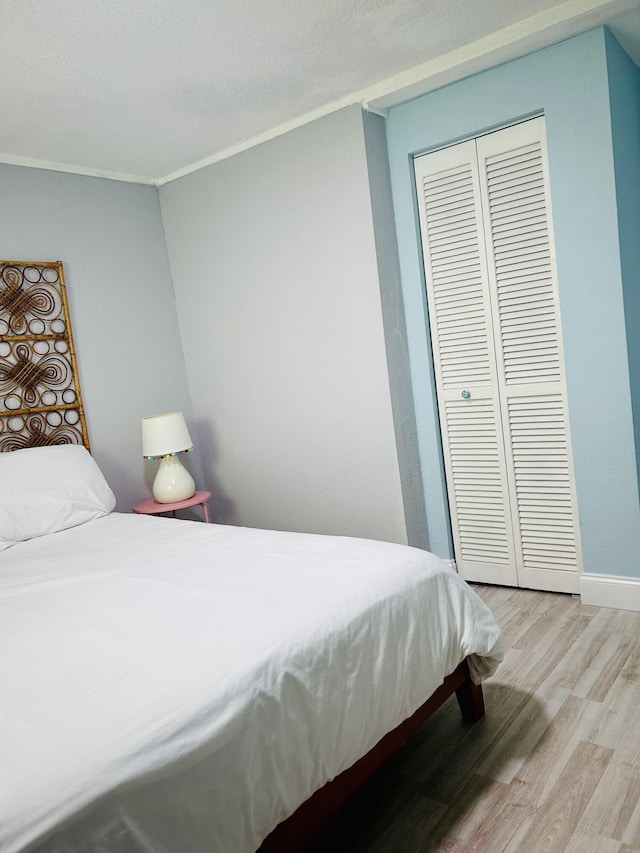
[
  {"left": 142, "top": 411, "right": 193, "bottom": 458},
  {"left": 141, "top": 412, "right": 195, "bottom": 503}
]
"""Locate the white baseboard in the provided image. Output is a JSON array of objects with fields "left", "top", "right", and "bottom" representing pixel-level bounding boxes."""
[{"left": 580, "top": 573, "right": 640, "bottom": 612}]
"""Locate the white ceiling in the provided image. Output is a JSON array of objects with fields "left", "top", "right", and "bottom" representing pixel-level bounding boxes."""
[{"left": 2, "top": 0, "right": 639, "bottom": 185}]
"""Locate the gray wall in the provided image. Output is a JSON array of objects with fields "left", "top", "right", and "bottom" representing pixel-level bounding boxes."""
[
  {"left": 159, "top": 106, "right": 408, "bottom": 543},
  {"left": 0, "top": 164, "right": 199, "bottom": 510}
]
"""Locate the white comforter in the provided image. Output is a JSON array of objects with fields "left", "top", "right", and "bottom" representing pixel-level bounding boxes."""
[{"left": 0, "top": 514, "right": 503, "bottom": 853}]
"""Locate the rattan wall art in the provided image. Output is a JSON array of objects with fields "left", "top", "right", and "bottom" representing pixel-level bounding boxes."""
[{"left": 0, "top": 260, "right": 89, "bottom": 451}]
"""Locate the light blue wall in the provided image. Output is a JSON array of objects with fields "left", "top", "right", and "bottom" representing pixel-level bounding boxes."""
[
  {"left": 0, "top": 165, "right": 198, "bottom": 509},
  {"left": 606, "top": 31, "right": 640, "bottom": 503},
  {"left": 386, "top": 28, "right": 640, "bottom": 576}
]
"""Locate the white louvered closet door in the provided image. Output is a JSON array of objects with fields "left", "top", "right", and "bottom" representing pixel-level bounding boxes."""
[
  {"left": 414, "top": 117, "right": 582, "bottom": 593},
  {"left": 414, "top": 140, "right": 519, "bottom": 586}
]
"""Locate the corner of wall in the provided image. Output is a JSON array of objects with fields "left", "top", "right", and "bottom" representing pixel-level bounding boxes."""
[
  {"left": 361, "top": 109, "right": 430, "bottom": 550},
  {"left": 604, "top": 27, "right": 640, "bottom": 544}
]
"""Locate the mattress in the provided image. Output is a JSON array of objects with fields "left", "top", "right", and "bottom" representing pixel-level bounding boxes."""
[{"left": 0, "top": 513, "right": 503, "bottom": 852}]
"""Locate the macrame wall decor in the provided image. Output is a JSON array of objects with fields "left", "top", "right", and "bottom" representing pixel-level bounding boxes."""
[{"left": 0, "top": 260, "right": 90, "bottom": 451}]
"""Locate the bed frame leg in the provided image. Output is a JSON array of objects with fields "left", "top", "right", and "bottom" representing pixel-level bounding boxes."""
[{"left": 455, "top": 678, "right": 485, "bottom": 722}]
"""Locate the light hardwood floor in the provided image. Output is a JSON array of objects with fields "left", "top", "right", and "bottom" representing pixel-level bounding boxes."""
[{"left": 303, "top": 585, "right": 640, "bottom": 852}]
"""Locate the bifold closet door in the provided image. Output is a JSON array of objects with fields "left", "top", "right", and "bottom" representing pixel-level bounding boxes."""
[
  {"left": 414, "top": 138, "right": 518, "bottom": 586},
  {"left": 414, "top": 117, "right": 582, "bottom": 593}
]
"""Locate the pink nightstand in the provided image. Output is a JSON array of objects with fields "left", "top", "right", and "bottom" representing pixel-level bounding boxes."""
[{"left": 133, "top": 490, "right": 212, "bottom": 523}]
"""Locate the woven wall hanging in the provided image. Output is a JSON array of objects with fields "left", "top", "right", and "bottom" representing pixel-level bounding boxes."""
[{"left": 0, "top": 260, "right": 90, "bottom": 451}]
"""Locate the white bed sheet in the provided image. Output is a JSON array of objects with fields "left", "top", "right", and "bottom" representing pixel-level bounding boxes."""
[{"left": 0, "top": 513, "right": 503, "bottom": 852}]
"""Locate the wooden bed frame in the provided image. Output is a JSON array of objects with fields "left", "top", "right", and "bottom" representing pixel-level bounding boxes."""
[{"left": 259, "top": 658, "right": 484, "bottom": 852}]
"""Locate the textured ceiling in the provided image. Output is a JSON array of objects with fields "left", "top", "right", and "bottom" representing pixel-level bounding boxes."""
[{"left": 1, "top": 0, "right": 639, "bottom": 184}]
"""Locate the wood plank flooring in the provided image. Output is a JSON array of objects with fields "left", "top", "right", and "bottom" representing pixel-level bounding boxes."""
[{"left": 302, "top": 585, "right": 640, "bottom": 852}]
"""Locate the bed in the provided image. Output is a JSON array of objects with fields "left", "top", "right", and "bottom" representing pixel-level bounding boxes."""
[{"left": 0, "top": 445, "right": 503, "bottom": 852}]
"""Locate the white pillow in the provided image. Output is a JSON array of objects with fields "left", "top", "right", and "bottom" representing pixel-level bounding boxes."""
[{"left": 0, "top": 445, "right": 116, "bottom": 548}]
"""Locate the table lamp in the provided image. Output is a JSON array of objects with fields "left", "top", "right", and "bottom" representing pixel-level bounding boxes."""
[{"left": 142, "top": 411, "right": 196, "bottom": 503}]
